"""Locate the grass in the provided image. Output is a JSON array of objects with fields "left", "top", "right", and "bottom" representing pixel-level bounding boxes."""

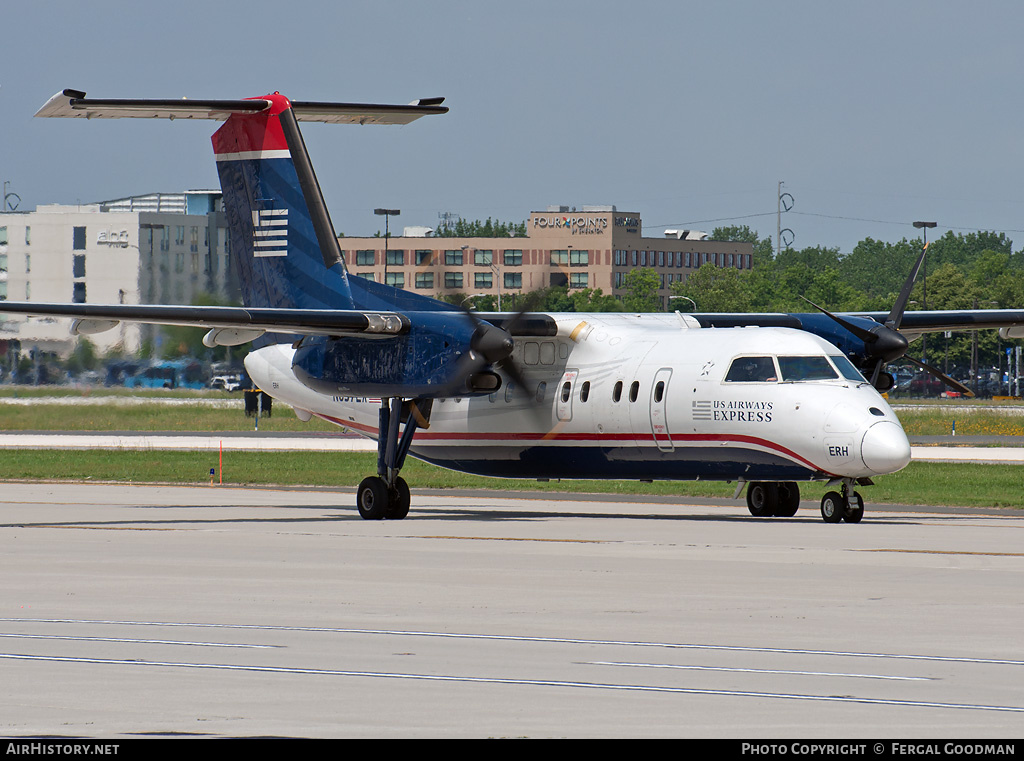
[
  {"left": 0, "top": 450, "right": 1019, "bottom": 509},
  {"left": 0, "top": 391, "right": 1021, "bottom": 508}
]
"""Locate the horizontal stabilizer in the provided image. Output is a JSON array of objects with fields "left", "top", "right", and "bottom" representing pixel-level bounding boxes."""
[{"left": 36, "top": 89, "right": 447, "bottom": 124}]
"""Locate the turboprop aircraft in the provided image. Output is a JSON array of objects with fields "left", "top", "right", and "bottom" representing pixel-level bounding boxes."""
[{"left": 5, "top": 88, "right": 1024, "bottom": 523}]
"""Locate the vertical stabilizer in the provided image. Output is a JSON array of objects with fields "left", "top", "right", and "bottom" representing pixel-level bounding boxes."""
[{"left": 213, "top": 93, "right": 355, "bottom": 310}]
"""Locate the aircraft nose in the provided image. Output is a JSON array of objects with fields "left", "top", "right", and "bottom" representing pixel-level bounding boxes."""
[{"left": 860, "top": 421, "right": 912, "bottom": 474}]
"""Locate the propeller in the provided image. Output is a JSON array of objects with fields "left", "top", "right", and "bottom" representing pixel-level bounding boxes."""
[
  {"left": 800, "top": 242, "right": 974, "bottom": 397},
  {"left": 456, "top": 305, "right": 555, "bottom": 426}
]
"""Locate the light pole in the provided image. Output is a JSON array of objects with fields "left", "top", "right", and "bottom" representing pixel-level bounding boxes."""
[
  {"left": 375, "top": 208, "right": 400, "bottom": 284},
  {"left": 913, "top": 221, "right": 937, "bottom": 363}
]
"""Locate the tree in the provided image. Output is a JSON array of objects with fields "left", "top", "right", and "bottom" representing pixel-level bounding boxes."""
[
  {"left": 621, "top": 268, "right": 663, "bottom": 312},
  {"left": 671, "top": 263, "right": 750, "bottom": 312}
]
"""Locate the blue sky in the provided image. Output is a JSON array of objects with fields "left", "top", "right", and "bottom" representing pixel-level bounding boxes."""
[{"left": 4, "top": 0, "right": 1023, "bottom": 253}]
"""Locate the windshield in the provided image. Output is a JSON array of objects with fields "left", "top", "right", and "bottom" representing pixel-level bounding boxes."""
[
  {"left": 725, "top": 356, "right": 778, "bottom": 382},
  {"left": 829, "top": 355, "right": 868, "bottom": 383},
  {"left": 777, "top": 356, "right": 839, "bottom": 381}
]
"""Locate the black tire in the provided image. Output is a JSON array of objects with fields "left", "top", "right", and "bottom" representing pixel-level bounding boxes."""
[
  {"left": 386, "top": 477, "right": 411, "bottom": 520},
  {"left": 746, "top": 482, "right": 779, "bottom": 517},
  {"left": 357, "top": 476, "right": 389, "bottom": 520},
  {"left": 820, "top": 491, "right": 845, "bottom": 523},
  {"left": 843, "top": 492, "right": 865, "bottom": 523},
  {"left": 774, "top": 482, "right": 800, "bottom": 517}
]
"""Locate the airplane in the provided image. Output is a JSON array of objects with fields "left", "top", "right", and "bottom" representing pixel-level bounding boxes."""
[{"left": 5, "top": 87, "right": 1024, "bottom": 524}]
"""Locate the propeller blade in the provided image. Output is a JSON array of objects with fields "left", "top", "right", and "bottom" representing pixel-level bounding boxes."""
[
  {"left": 798, "top": 295, "right": 879, "bottom": 344},
  {"left": 886, "top": 243, "right": 929, "bottom": 330},
  {"left": 902, "top": 356, "right": 975, "bottom": 397}
]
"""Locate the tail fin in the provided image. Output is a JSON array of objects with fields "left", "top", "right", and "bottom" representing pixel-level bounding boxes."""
[
  {"left": 213, "top": 93, "right": 355, "bottom": 311},
  {"left": 36, "top": 88, "right": 453, "bottom": 314}
]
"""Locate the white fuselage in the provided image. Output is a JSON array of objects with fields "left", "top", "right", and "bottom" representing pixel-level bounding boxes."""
[{"left": 245, "top": 313, "right": 912, "bottom": 483}]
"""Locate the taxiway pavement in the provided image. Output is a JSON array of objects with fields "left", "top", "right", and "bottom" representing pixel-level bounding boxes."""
[{"left": 1, "top": 483, "right": 1022, "bottom": 738}]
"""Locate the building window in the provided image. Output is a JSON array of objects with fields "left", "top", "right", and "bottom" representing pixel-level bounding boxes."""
[
  {"left": 25, "top": 227, "right": 30, "bottom": 246},
  {"left": 0, "top": 281, "right": 6, "bottom": 301},
  {"left": 72, "top": 282, "right": 86, "bottom": 304},
  {"left": 25, "top": 254, "right": 30, "bottom": 273},
  {"left": 415, "top": 250, "right": 434, "bottom": 266},
  {"left": 570, "top": 272, "right": 588, "bottom": 288},
  {"left": 73, "top": 254, "right": 86, "bottom": 279},
  {"left": 444, "top": 272, "right": 463, "bottom": 289},
  {"left": 386, "top": 249, "right": 404, "bottom": 266},
  {"left": 474, "top": 272, "right": 492, "bottom": 289},
  {"left": 0, "top": 254, "right": 6, "bottom": 273},
  {"left": 0, "top": 226, "right": 7, "bottom": 245},
  {"left": 357, "top": 272, "right": 375, "bottom": 282},
  {"left": 161, "top": 227, "right": 171, "bottom": 252},
  {"left": 631, "top": 251, "right": 638, "bottom": 266},
  {"left": 175, "top": 252, "right": 185, "bottom": 273},
  {"left": 415, "top": 272, "right": 434, "bottom": 289},
  {"left": 175, "top": 225, "right": 185, "bottom": 246},
  {"left": 385, "top": 272, "right": 405, "bottom": 288},
  {"left": 73, "top": 226, "right": 86, "bottom": 250},
  {"left": 356, "top": 250, "right": 374, "bottom": 266},
  {"left": 504, "top": 272, "right": 522, "bottom": 289},
  {"left": 445, "top": 250, "right": 463, "bottom": 265},
  {"left": 190, "top": 226, "right": 199, "bottom": 253},
  {"left": 503, "top": 249, "right": 522, "bottom": 266},
  {"left": 474, "top": 250, "right": 493, "bottom": 266},
  {"left": 657, "top": 251, "right": 665, "bottom": 267}
]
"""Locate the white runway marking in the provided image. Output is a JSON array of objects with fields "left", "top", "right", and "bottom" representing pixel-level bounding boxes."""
[
  {"left": 0, "top": 632, "right": 277, "bottom": 649},
  {"left": 0, "top": 652, "right": 1018, "bottom": 714},
  {"left": 5, "top": 618, "right": 1022, "bottom": 668},
  {"left": 587, "top": 661, "right": 933, "bottom": 681}
]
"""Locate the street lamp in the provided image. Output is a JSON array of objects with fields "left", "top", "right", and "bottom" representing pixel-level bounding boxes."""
[
  {"left": 913, "top": 221, "right": 937, "bottom": 363},
  {"left": 375, "top": 208, "right": 400, "bottom": 284}
]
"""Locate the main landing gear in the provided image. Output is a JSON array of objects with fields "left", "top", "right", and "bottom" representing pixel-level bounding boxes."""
[
  {"left": 745, "top": 481, "right": 801, "bottom": 518},
  {"left": 356, "top": 397, "right": 430, "bottom": 520}
]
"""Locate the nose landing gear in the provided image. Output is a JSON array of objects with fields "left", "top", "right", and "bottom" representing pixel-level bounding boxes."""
[{"left": 820, "top": 481, "right": 864, "bottom": 523}]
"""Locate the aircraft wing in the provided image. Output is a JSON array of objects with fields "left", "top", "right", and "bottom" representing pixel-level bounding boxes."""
[
  {"left": 0, "top": 302, "right": 408, "bottom": 345},
  {"left": 688, "top": 310, "right": 1024, "bottom": 337},
  {"left": 35, "top": 89, "right": 448, "bottom": 125}
]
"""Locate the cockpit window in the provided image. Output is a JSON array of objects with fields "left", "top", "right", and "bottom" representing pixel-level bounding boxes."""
[
  {"left": 829, "top": 355, "right": 868, "bottom": 383},
  {"left": 778, "top": 356, "right": 839, "bottom": 381},
  {"left": 725, "top": 356, "right": 778, "bottom": 382}
]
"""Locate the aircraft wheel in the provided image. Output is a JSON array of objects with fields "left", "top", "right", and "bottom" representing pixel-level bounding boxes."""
[
  {"left": 843, "top": 492, "right": 865, "bottom": 523},
  {"left": 357, "top": 476, "right": 389, "bottom": 520},
  {"left": 746, "top": 482, "right": 778, "bottom": 517},
  {"left": 774, "top": 482, "right": 800, "bottom": 517},
  {"left": 820, "top": 491, "right": 845, "bottom": 523},
  {"left": 386, "top": 477, "right": 411, "bottom": 520}
]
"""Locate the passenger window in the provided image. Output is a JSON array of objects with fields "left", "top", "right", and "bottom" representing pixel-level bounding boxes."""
[
  {"left": 561, "top": 381, "right": 571, "bottom": 403},
  {"left": 580, "top": 381, "right": 590, "bottom": 402},
  {"left": 523, "top": 342, "right": 540, "bottom": 365},
  {"left": 613, "top": 381, "right": 622, "bottom": 402},
  {"left": 654, "top": 381, "right": 664, "bottom": 403},
  {"left": 540, "top": 342, "right": 556, "bottom": 365},
  {"left": 629, "top": 381, "right": 639, "bottom": 402},
  {"left": 504, "top": 381, "right": 515, "bottom": 403},
  {"left": 536, "top": 382, "right": 547, "bottom": 403},
  {"left": 558, "top": 343, "right": 569, "bottom": 359},
  {"left": 725, "top": 356, "right": 777, "bottom": 382}
]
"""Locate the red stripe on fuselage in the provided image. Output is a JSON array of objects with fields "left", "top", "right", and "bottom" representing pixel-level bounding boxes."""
[{"left": 315, "top": 413, "right": 830, "bottom": 474}]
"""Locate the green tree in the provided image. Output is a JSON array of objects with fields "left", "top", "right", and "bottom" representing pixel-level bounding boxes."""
[
  {"left": 621, "top": 268, "right": 662, "bottom": 312},
  {"left": 671, "top": 263, "right": 750, "bottom": 312}
]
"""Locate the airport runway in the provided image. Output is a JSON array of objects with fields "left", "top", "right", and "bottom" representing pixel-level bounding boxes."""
[{"left": 1, "top": 483, "right": 1022, "bottom": 738}]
